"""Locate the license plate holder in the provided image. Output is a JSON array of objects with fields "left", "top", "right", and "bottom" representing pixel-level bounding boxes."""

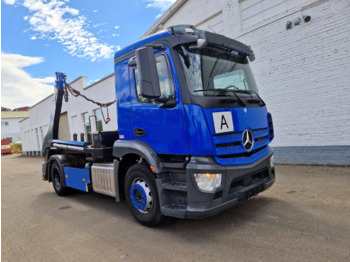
[{"left": 246, "top": 184, "right": 264, "bottom": 200}]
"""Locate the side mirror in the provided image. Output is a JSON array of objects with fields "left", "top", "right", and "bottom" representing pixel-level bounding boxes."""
[
  {"left": 135, "top": 47, "right": 161, "bottom": 98},
  {"left": 248, "top": 53, "right": 255, "bottom": 62},
  {"left": 128, "top": 57, "right": 136, "bottom": 67}
]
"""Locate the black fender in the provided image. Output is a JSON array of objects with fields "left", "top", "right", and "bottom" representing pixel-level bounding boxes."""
[
  {"left": 112, "top": 140, "right": 163, "bottom": 173},
  {"left": 47, "top": 155, "right": 71, "bottom": 187}
]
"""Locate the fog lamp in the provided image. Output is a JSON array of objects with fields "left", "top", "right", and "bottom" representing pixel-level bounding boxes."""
[
  {"left": 194, "top": 173, "right": 222, "bottom": 192},
  {"left": 270, "top": 155, "right": 275, "bottom": 169}
]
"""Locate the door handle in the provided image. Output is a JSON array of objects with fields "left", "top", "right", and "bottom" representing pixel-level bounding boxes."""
[{"left": 134, "top": 128, "right": 146, "bottom": 137}]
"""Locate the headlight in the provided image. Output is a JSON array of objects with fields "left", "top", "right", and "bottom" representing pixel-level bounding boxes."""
[
  {"left": 194, "top": 173, "right": 222, "bottom": 192},
  {"left": 270, "top": 155, "right": 274, "bottom": 168}
]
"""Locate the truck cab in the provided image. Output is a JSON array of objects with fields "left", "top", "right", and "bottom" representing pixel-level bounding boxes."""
[{"left": 42, "top": 25, "right": 275, "bottom": 227}]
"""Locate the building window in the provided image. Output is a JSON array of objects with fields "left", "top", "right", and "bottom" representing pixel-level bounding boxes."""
[
  {"left": 94, "top": 108, "right": 103, "bottom": 132},
  {"left": 82, "top": 112, "right": 91, "bottom": 137},
  {"left": 1, "top": 121, "right": 9, "bottom": 127},
  {"left": 35, "top": 128, "right": 41, "bottom": 150},
  {"left": 40, "top": 126, "right": 45, "bottom": 142}
]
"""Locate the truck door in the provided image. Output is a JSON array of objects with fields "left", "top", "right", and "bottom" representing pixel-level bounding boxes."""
[{"left": 130, "top": 51, "right": 189, "bottom": 155}]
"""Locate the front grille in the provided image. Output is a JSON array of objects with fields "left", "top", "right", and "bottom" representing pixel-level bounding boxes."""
[
  {"left": 215, "top": 141, "right": 241, "bottom": 148},
  {"left": 217, "top": 145, "right": 268, "bottom": 159},
  {"left": 255, "top": 135, "right": 268, "bottom": 142},
  {"left": 213, "top": 128, "right": 270, "bottom": 165}
]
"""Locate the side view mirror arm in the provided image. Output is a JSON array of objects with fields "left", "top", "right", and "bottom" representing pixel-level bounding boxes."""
[{"left": 158, "top": 99, "right": 176, "bottom": 109}]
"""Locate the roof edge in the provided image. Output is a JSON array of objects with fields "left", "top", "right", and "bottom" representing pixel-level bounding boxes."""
[
  {"left": 84, "top": 73, "right": 114, "bottom": 90},
  {"left": 29, "top": 75, "right": 87, "bottom": 109},
  {"left": 29, "top": 94, "right": 54, "bottom": 109},
  {"left": 69, "top": 75, "right": 87, "bottom": 86}
]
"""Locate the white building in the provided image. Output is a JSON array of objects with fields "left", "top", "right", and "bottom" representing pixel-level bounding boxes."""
[
  {"left": 143, "top": 0, "right": 350, "bottom": 165},
  {"left": 20, "top": 0, "right": 350, "bottom": 164},
  {"left": 20, "top": 74, "right": 116, "bottom": 155},
  {"left": 1, "top": 111, "right": 29, "bottom": 143}
]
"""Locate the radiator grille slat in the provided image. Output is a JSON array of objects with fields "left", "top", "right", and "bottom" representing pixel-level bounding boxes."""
[{"left": 213, "top": 128, "right": 270, "bottom": 165}]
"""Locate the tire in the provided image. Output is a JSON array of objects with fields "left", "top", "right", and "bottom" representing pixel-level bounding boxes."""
[
  {"left": 51, "top": 161, "right": 69, "bottom": 196},
  {"left": 124, "top": 163, "right": 164, "bottom": 227}
]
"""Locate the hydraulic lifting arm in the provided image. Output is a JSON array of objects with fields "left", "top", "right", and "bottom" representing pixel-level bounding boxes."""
[{"left": 41, "top": 72, "right": 65, "bottom": 155}]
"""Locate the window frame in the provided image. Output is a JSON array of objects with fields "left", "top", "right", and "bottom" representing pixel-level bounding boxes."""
[
  {"left": 133, "top": 52, "right": 175, "bottom": 105},
  {"left": 82, "top": 112, "right": 91, "bottom": 137},
  {"left": 93, "top": 108, "right": 103, "bottom": 132}
]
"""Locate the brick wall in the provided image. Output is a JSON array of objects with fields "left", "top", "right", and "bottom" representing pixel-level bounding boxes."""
[{"left": 234, "top": 0, "right": 350, "bottom": 148}]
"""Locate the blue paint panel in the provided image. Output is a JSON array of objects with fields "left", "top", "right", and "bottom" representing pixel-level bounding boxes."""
[
  {"left": 216, "top": 141, "right": 269, "bottom": 156},
  {"left": 115, "top": 60, "right": 134, "bottom": 139},
  {"left": 213, "top": 133, "right": 242, "bottom": 144},
  {"left": 203, "top": 107, "right": 269, "bottom": 135},
  {"left": 52, "top": 139, "right": 86, "bottom": 147},
  {"left": 183, "top": 104, "right": 215, "bottom": 156},
  {"left": 214, "top": 146, "right": 270, "bottom": 165},
  {"left": 253, "top": 128, "right": 269, "bottom": 138},
  {"left": 204, "top": 107, "right": 271, "bottom": 165},
  {"left": 114, "top": 31, "right": 171, "bottom": 61},
  {"left": 184, "top": 106, "right": 271, "bottom": 165},
  {"left": 182, "top": 104, "right": 272, "bottom": 164},
  {"left": 55, "top": 72, "right": 64, "bottom": 90},
  {"left": 112, "top": 28, "right": 274, "bottom": 165},
  {"left": 130, "top": 46, "right": 189, "bottom": 155},
  {"left": 64, "top": 167, "right": 90, "bottom": 192},
  {"left": 216, "top": 144, "right": 241, "bottom": 154}
]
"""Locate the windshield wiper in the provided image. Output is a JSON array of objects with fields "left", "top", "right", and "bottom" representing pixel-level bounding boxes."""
[
  {"left": 194, "top": 89, "right": 246, "bottom": 106},
  {"left": 194, "top": 88, "right": 226, "bottom": 93},
  {"left": 228, "top": 89, "right": 265, "bottom": 106}
]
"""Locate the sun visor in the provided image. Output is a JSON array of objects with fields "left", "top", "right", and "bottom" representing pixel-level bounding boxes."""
[
  {"left": 167, "top": 25, "right": 255, "bottom": 60},
  {"left": 201, "top": 31, "right": 254, "bottom": 59}
]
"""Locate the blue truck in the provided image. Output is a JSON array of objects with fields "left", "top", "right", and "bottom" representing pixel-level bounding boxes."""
[{"left": 42, "top": 25, "right": 275, "bottom": 227}]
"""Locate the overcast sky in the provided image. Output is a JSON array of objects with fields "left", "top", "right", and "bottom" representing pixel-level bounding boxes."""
[{"left": 1, "top": 0, "right": 176, "bottom": 109}]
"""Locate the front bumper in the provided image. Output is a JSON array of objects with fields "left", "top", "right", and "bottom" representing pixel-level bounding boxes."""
[{"left": 156, "top": 151, "right": 275, "bottom": 219}]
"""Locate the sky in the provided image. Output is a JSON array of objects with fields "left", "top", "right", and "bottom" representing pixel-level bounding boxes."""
[{"left": 1, "top": 0, "right": 176, "bottom": 109}]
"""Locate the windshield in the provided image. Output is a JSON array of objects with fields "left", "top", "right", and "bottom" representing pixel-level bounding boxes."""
[{"left": 176, "top": 45, "right": 258, "bottom": 97}]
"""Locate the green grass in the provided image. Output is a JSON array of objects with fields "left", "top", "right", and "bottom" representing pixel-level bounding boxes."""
[{"left": 10, "top": 143, "right": 22, "bottom": 154}]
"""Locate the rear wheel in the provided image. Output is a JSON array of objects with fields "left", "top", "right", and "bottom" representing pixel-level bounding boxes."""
[
  {"left": 124, "top": 163, "right": 164, "bottom": 227},
  {"left": 51, "top": 161, "right": 69, "bottom": 196}
]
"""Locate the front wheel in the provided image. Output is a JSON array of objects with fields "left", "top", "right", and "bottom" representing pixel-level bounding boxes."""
[{"left": 124, "top": 163, "right": 164, "bottom": 227}]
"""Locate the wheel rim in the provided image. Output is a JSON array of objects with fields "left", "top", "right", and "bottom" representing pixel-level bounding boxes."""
[
  {"left": 129, "top": 179, "right": 153, "bottom": 214},
  {"left": 53, "top": 167, "right": 61, "bottom": 191}
]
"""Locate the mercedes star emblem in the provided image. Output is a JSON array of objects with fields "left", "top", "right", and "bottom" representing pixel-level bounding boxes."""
[{"left": 242, "top": 129, "right": 254, "bottom": 151}]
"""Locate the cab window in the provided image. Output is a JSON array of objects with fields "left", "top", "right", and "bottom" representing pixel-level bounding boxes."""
[{"left": 134, "top": 54, "right": 175, "bottom": 104}]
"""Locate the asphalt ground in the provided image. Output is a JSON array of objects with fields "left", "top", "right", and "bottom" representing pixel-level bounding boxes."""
[{"left": 2, "top": 154, "right": 350, "bottom": 262}]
